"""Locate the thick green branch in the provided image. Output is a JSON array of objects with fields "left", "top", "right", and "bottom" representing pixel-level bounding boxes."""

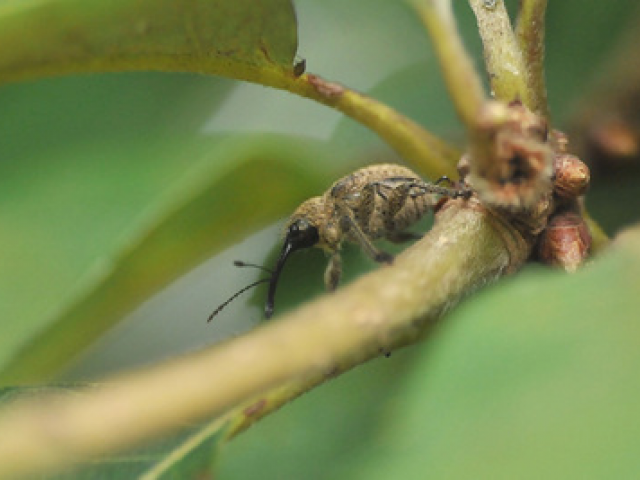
[{"left": 0, "top": 202, "right": 528, "bottom": 479}]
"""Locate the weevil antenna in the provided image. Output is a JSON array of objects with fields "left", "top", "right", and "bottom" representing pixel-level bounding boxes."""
[
  {"left": 207, "top": 278, "right": 271, "bottom": 322},
  {"left": 233, "top": 260, "right": 273, "bottom": 274}
]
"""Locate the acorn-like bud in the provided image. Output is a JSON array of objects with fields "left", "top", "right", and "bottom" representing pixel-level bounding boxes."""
[
  {"left": 537, "top": 210, "right": 591, "bottom": 272},
  {"left": 554, "top": 154, "right": 590, "bottom": 199}
]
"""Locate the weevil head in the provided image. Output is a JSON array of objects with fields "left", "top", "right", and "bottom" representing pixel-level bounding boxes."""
[
  {"left": 265, "top": 197, "right": 325, "bottom": 318},
  {"left": 283, "top": 217, "right": 321, "bottom": 252}
]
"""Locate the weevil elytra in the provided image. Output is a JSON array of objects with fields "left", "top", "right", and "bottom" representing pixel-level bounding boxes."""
[{"left": 208, "top": 163, "right": 470, "bottom": 321}]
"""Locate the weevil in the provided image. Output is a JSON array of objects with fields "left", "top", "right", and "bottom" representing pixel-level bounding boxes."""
[{"left": 208, "top": 163, "right": 470, "bottom": 320}]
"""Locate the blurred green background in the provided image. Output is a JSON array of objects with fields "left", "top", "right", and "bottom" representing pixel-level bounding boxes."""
[{"left": 1, "top": 0, "right": 640, "bottom": 478}]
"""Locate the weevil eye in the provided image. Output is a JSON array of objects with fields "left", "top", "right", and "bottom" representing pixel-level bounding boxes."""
[{"left": 287, "top": 219, "right": 320, "bottom": 250}]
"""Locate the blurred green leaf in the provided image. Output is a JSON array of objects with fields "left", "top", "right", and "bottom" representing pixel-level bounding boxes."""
[
  {"left": 53, "top": 428, "right": 224, "bottom": 480},
  {"left": 343, "top": 226, "right": 640, "bottom": 480},
  {"left": 216, "top": 347, "right": 424, "bottom": 480},
  {"left": 0, "top": 0, "right": 298, "bottom": 83},
  {"left": 138, "top": 419, "right": 229, "bottom": 480},
  {"left": 0, "top": 135, "right": 342, "bottom": 385},
  {"left": 0, "top": 73, "right": 233, "bottom": 376},
  {"left": 545, "top": 0, "right": 640, "bottom": 124}
]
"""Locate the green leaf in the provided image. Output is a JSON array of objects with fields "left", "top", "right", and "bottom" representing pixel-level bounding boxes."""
[
  {"left": 0, "top": 134, "right": 341, "bottom": 385},
  {"left": 138, "top": 420, "right": 229, "bottom": 480},
  {"left": 0, "top": 73, "right": 232, "bottom": 379},
  {"left": 0, "top": 0, "right": 298, "bottom": 84},
  {"left": 341, "top": 227, "right": 640, "bottom": 480},
  {"left": 216, "top": 348, "right": 424, "bottom": 480}
]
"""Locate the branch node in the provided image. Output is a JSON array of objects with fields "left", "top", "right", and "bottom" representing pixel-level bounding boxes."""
[{"left": 465, "top": 101, "right": 554, "bottom": 216}]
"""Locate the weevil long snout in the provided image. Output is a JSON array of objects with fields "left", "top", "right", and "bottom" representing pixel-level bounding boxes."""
[{"left": 265, "top": 218, "right": 320, "bottom": 318}]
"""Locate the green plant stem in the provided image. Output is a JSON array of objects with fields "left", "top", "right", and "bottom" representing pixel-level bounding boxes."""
[
  {"left": 468, "top": 0, "right": 532, "bottom": 107},
  {"left": 515, "top": 0, "right": 549, "bottom": 118},
  {"left": 410, "top": 0, "right": 499, "bottom": 198},
  {"left": 0, "top": 202, "right": 530, "bottom": 479},
  {"left": 285, "top": 73, "right": 460, "bottom": 179},
  {"left": 409, "top": 0, "right": 486, "bottom": 131}
]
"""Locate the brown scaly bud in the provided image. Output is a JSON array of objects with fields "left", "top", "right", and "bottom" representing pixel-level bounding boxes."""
[
  {"left": 537, "top": 210, "right": 591, "bottom": 272},
  {"left": 553, "top": 154, "right": 590, "bottom": 199}
]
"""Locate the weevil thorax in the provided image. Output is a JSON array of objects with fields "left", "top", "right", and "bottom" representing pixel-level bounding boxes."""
[{"left": 285, "top": 196, "right": 341, "bottom": 252}]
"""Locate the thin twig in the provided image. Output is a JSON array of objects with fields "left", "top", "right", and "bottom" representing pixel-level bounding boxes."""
[
  {"left": 566, "top": 3, "right": 640, "bottom": 159},
  {"left": 409, "top": 0, "right": 486, "bottom": 131},
  {"left": 468, "top": 0, "right": 532, "bottom": 107},
  {"left": 409, "top": 0, "right": 501, "bottom": 207},
  {"left": 516, "top": 0, "right": 549, "bottom": 118}
]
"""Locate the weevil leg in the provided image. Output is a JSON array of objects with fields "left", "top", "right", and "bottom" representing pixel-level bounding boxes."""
[
  {"left": 433, "top": 175, "right": 453, "bottom": 186},
  {"left": 408, "top": 180, "right": 471, "bottom": 199},
  {"left": 372, "top": 176, "right": 468, "bottom": 199},
  {"left": 370, "top": 179, "right": 416, "bottom": 232},
  {"left": 386, "top": 231, "right": 422, "bottom": 243},
  {"left": 324, "top": 252, "right": 342, "bottom": 291},
  {"left": 336, "top": 208, "right": 394, "bottom": 264}
]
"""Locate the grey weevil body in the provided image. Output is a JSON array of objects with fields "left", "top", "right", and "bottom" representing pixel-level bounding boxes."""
[{"left": 209, "top": 163, "right": 469, "bottom": 320}]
